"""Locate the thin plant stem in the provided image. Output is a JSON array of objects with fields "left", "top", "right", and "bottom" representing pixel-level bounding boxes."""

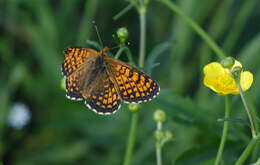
[
  {"left": 157, "top": 0, "right": 226, "bottom": 59},
  {"left": 138, "top": 6, "right": 146, "bottom": 68},
  {"left": 156, "top": 122, "right": 162, "bottom": 165},
  {"left": 247, "top": 93, "right": 260, "bottom": 162},
  {"left": 215, "top": 96, "right": 230, "bottom": 165},
  {"left": 114, "top": 48, "right": 124, "bottom": 59},
  {"left": 115, "top": 47, "right": 136, "bottom": 66},
  {"left": 235, "top": 134, "right": 260, "bottom": 165},
  {"left": 124, "top": 47, "right": 136, "bottom": 66},
  {"left": 123, "top": 112, "right": 139, "bottom": 165},
  {"left": 113, "top": 4, "right": 134, "bottom": 21},
  {"left": 236, "top": 83, "right": 257, "bottom": 138},
  {"left": 123, "top": 1, "right": 147, "bottom": 165},
  {"left": 156, "top": 145, "right": 162, "bottom": 165}
]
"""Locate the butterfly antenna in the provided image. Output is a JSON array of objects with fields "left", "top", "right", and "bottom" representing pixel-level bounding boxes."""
[{"left": 92, "top": 21, "right": 104, "bottom": 49}]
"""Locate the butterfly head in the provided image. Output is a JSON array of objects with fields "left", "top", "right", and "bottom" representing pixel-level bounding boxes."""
[
  {"left": 100, "top": 46, "right": 110, "bottom": 57},
  {"left": 103, "top": 46, "right": 110, "bottom": 53}
]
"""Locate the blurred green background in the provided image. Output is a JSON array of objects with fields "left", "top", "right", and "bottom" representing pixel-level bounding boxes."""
[{"left": 1, "top": 0, "right": 260, "bottom": 164}]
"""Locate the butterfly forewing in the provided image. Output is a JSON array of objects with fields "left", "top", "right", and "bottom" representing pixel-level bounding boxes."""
[
  {"left": 62, "top": 47, "right": 100, "bottom": 77},
  {"left": 64, "top": 48, "right": 101, "bottom": 100},
  {"left": 106, "top": 57, "right": 160, "bottom": 103}
]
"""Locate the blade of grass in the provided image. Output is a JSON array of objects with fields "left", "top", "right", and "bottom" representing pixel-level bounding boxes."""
[
  {"left": 77, "top": 0, "right": 100, "bottom": 45},
  {"left": 222, "top": 0, "right": 258, "bottom": 54}
]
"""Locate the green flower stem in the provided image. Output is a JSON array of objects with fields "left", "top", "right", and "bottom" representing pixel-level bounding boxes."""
[
  {"left": 138, "top": 5, "right": 147, "bottom": 68},
  {"left": 236, "top": 83, "right": 257, "bottom": 138},
  {"left": 215, "top": 96, "right": 230, "bottom": 165},
  {"left": 156, "top": 144, "right": 162, "bottom": 165},
  {"left": 235, "top": 134, "right": 260, "bottom": 165},
  {"left": 123, "top": 1, "right": 147, "bottom": 165},
  {"left": 157, "top": 0, "right": 226, "bottom": 60},
  {"left": 156, "top": 122, "right": 162, "bottom": 165},
  {"left": 115, "top": 47, "right": 136, "bottom": 66},
  {"left": 248, "top": 93, "right": 260, "bottom": 161},
  {"left": 114, "top": 48, "right": 124, "bottom": 59},
  {"left": 215, "top": 96, "right": 229, "bottom": 165},
  {"left": 123, "top": 112, "right": 139, "bottom": 165}
]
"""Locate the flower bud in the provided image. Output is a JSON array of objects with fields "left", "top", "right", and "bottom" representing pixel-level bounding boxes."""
[
  {"left": 154, "top": 109, "right": 166, "bottom": 123},
  {"left": 221, "top": 57, "right": 235, "bottom": 69},
  {"left": 116, "top": 27, "right": 128, "bottom": 44},
  {"left": 165, "top": 130, "right": 173, "bottom": 140},
  {"left": 128, "top": 104, "right": 140, "bottom": 113},
  {"left": 154, "top": 130, "right": 163, "bottom": 141}
]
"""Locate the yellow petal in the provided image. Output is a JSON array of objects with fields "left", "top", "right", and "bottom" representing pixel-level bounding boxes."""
[
  {"left": 240, "top": 71, "right": 253, "bottom": 91},
  {"left": 203, "top": 62, "right": 224, "bottom": 80},
  {"left": 203, "top": 61, "right": 253, "bottom": 95},
  {"left": 232, "top": 60, "right": 242, "bottom": 69}
]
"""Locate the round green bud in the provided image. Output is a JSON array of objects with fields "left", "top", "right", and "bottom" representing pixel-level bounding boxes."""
[
  {"left": 154, "top": 130, "right": 163, "bottom": 141},
  {"left": 154, "top": 109, "right": 166, "bottom": 123},
  {"left": 61, "top": 78, "right": 66, "bottom": 91},
  {"left": 221, "top": 57, "right": 235, "bottom": 69},
  {"left": 128, "top": 104, "right": 140, "bottom": 113},
  {"left": 117, "top": 27, "right": 128, "bottom": 43},
  {"left": 231, "top": 66, "right": 242, "bottom": 82},
  {"left": 165, "top": 130, "right": 173, "bottom": 140}
]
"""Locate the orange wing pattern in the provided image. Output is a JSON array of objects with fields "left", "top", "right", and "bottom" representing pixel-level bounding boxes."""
[
  {"left": 62, "top": 47, "right": 99, "bottom": 77},
  {"left": 65, "top": 70, "right": 83, "bottom": 100},
  {"left": 62, "top": 46, "right": 160, "bottom": 115},
  {"left": 84, "top": 72, "right": 121, "bottom": 115},
  {"left": 107, "top": 58, "right": 160, "bottom": 103}
]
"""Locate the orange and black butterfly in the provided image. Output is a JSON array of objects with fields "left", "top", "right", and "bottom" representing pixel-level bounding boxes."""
[{"left": 61, "top": 47, "right": 160, "bottom": 115}]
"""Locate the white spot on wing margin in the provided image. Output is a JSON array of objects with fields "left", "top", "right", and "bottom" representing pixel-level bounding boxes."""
[
  {"left": 84, "top": 100, "right": 120, "bottom": 115},
  {"left": 65, "top": 89, "right": 83, "bottom": 101}
]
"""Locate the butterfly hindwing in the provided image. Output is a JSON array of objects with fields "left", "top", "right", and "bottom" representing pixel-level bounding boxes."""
[
  {"left": 84, "top": 71, "right": 121, "bottom": 115},
  {"left": 65, "top": 70, "right": 83, "bottom": 100}
]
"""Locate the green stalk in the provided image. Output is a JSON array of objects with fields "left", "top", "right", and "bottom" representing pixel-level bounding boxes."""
[
  {"left": 138, "top": 6, "right": 146, "bottom": 68},
  {"left": 215, "top": 96, "right": 230, "bottom": 165},
  {"left": 156, "top": 122, "right": 162, "bottom": 165},
  {"left": 246, "top": 93, "right": 260, "bottom": 162},
  {"left": 115, "top": 47, "right": 136, "bottom": 66},
  {"left": 157, "top": 0, "right": 226, "bottom": 59},
  {"left": 113, "top": 4, "right": 134, "bottom": 21},
  {"left": 123, "top": 112, "right": 139, "bottom": 165},
  {"left": 235, "top": 134, "right": 260, "bottom": 165},
  {"left": 123, "top": 1, "right": 147, "bottom": 165},
  {"left": 115, "top": 48, "right": 125, "bottom": 59},
  {"left": 237, "top": 83, "right": 257, "bottom": 138}
]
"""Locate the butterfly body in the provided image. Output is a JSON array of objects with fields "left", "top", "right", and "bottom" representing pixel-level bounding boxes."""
[{"left": 62, "top": 47, "right": 160, "bottom": 115}]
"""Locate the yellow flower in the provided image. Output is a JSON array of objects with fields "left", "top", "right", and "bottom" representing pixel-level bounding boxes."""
[{"left": 203, "top": 61, "right": 253, "bottom": 95}]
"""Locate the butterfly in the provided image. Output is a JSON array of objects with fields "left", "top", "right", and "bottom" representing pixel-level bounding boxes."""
[{"left": 61, "top": 47, "right": 160, "bottom": 115}]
